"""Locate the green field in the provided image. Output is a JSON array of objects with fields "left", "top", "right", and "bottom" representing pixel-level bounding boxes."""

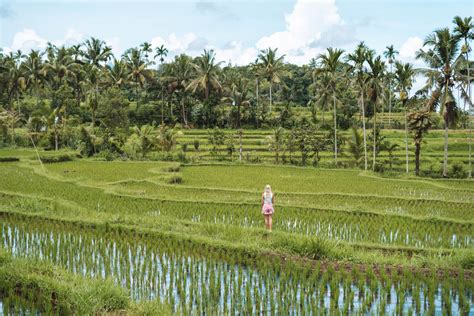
[{"left": 0, "top": 149, "right": 473, "bottom": 314}]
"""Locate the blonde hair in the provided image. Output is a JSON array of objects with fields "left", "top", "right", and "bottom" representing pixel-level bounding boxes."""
[{"left": 264, "top": 184, "right": 272, "bottom": 198}]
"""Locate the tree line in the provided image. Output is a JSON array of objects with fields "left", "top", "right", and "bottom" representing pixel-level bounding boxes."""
[{"left": 0, "top": 16, "right": 472, "bottom": 177}]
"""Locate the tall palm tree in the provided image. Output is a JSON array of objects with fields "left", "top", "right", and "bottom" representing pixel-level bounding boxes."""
[
  {"left": 124, "top": 48, "right": 152, "bottom": 107},
  {"left": 23, "top": 50, "right": 44, "bottom": 105},
  {"left": 154, "top": 45, "right": 169, "bottom": 64},
  {"left": 315, "top": 48, "right": 345, "bottom": 165},
  {"left": 416, "top": 28, "right": 462, "bottom": 177},
  {"left": 308, "top": 73, "right": 332, "bottom": 126},
  {"left": 453, "top": 16, "right": 473, "bottom": 178},
  {"left": 187, "top": 49, "right": 223, "bottom": 101},
  {"left": 347, "top": 42, "right": 373, "bottom": 170},
  {"left": 106, "top": 58, "right": 128, "bottom": 88},
  {"left": 83, "top": 37, "right": 112, "bottom": 68},
  {"left": 394, "top": 61, "right": 415, "bottom": 174},
  {"left": 258, "top": 48, "right": 286, "bottom": 111},
  {"left": 164, "top": 54, "right": 195, "bottom": 126},
  {"left": 383, "top": 45, "right": 399, "bottom": 127},
  {"left": 140, "top": 42, "right": 153, "bottom": 62},
  {"left": 154, "top": 45, "right": 168, "bottom": 124},
  {"left": 85, "top": 65, "right": 100, "bottom": 129},
  {"left": 367, "top": 56, "right": 386, "bottom": 171}
]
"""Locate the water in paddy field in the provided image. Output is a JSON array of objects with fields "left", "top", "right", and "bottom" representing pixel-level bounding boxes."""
[
  {"left": 0, "top": 294, "right": 43, "bottom": 315},
  {"left": 1, "top": 219, "right": 473, "bottom": 315}
]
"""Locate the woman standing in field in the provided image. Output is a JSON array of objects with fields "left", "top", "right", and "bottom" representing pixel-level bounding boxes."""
[{"left": 262, "top": 185, "right": 275, "bottom": 232}]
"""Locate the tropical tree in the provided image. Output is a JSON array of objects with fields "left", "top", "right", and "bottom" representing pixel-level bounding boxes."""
[
  {"left": 164, "top": 54, "right": 195, "bottom": 126},
  {"left": 366, "top": 55, "right": 386, "bottom": 171},
  {"left": 416, "top": 28, "right": 462, "bottom": 177},
  {"left": 408, "top": 108, "right": 433, "bottom": 176},
  {"left": 381, "top": 141, "right": 399, "bottom": 170},
  {"left": 453, "top": 16, "right": 473, "bottom": 178},
  {"left": 347, "top": 127, "right": 364, "bottom": 167},
  {"left": 124, "top": 48, "right": 152, "bottom": 107},
  {"left": 106, "top": 58, "right": 128, "bottom": 88},
  {"left": 157, "top": 125, "right": 182, "bottom": 152},
  {"left": 140, "top": 42, "right": 153, "bottom": 62},
  {"left": 82, "top": 37, "right": 112, "bottom": 68},
  {"left": 258, "top": 48, "right": 286, "bottom": 111},
  {"left": 132, "top": 124, "right": 156, "bottom": 158},
  {"left": 187, "top": 49, "right": 223, "bottom": 101},
  {"left": 394, "top": 61, "right": 415, "bottom": 174},
  {"left": 85, "top": 66, "right": 101, "bottom": 128},
  {"left": 23, "top": 50, "right": 44, "bottom": 105},
  {"left": 347, "top": 42, "right": 373, "bottom": 170},
  {"left": 315, "top": 48, "right": 345, "bottom": 165},
  {"left": 266, "top": 127, "right": 285, "bottom": 164},
  {"left": 154, "top": 45, "right": 169, "bottom": 64},
  {"left": 383, "top": 45, "right": 399, "bottom": 127}
]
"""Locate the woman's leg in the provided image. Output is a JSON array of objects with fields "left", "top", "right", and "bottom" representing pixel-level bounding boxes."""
[
  {"left": 264, "top": 215, "right": 269, "bottom": 229},
  {"left": 268, "top": 215, "right": 273, "bottom": 231}
]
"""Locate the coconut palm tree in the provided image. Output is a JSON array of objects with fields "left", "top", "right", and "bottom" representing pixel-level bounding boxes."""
[
  {"left": 157, "top": 125, "right": 183, "bottom": 152},
  {"left": 163, "top": 54, "right": 195, "bottom": 126},
  {"left": 132, "top": 124, "right": 156, "bottom": 158},
  {"left": 258, "top": 48, "right": 286, "bottom": 111},
  {"left": 85, "top": 65, "right": 101, "bottom": 129},
  {"left": 347, "top": 127, "right": 364, "bottom": 167},
  {"left": 308, "top": 73, "right": 332, "bottom": 126},
  {"left": 408, "top": 108, "right": 433, "bottom": 176},
  {"left": 416, "top": 28, "right": 462, "bottom": 177},
  {"left": 106, "top": 58, "right": 128, "bottom": 88},
  {"left": 187, "top": 49, "right": 223, "bottom": 101},
  {"left": 154, "top": 45, "right": 168, "bottom": 64},
  {"left": 154, "top": 45, "right": 168, "bottom": 124},
  {"left": 366, "top": 55, "right": 386, "bottom": 170},
  {"left": 23, "top": 50, "right": 44, "bottom": 105},
  {"left": 394, "top": 61, "right": 415, "bottom": 174},
  {"left": 315, "top": 48, "right": 345, "bottom": 165},
  {"left": 347, "top": 42, "right": 374, "bottom": 170},
  {"left": 140, "top": 42, "right": 153, "bottom": 62},
  {"left": 383, "top": 45, "right": 399, "bottom": 127},
  {"left": 453, "top": 16, "right": 473, "bottom": 178},
  {"left": 124, "top": 48, "right": 152, "bottom": 107},
  {"left": 83, "top": 37, "right": 112, "bottom": 68}
]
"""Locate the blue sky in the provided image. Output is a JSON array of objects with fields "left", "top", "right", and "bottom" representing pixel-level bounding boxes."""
[{"left": 0, "top": 0, "right": 472, "bottom": 65}]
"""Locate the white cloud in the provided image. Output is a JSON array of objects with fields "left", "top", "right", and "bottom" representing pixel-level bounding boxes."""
[
  {"left": 255, "top": 0, "right": 353, "bottom": 64},
  {"left": 151, "top": 33, "right": 205, "bottom": 54},
  {"left": 212, "top": 41, "right": 258, "bottom": 65},
  {"left": 105, "top": 36, "right": 121, "bottom": 56},
  {"left": 399, "top": 36, "right": 423, "bottom": 62},
  {"left": 10, "top": 29, "right": 48, "bottom": 52}
]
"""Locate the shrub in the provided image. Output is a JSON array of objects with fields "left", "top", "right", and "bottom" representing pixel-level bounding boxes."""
[
  {"left": 450, "top": 162, "right": 467, "bottom": 179},
  {"left": 166, "top": 174, "right": 183, "bottom": 184},
  {"left": 193, "top": 139, "right": 200, "bottom": 151},
  {"left": 0, "top": 157, "right": 19, "bottom": 162}
]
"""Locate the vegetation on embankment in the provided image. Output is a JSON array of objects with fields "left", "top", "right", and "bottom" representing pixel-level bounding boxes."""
[{"left": 0, "top": 249, "right": 129, "bottom": 314}]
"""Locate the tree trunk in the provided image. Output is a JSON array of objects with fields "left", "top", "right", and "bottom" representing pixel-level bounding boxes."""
[
  {"left": 467, "top": 47, "right": 472, "bottom": 178},
  {"left": 161, "top": 87, "right": 165, "bottom": 125},
  {"left": 372, "top": 101, "right": 377, "bottom": 171},
  {"left": 388, "top": 63, "right": 392, "bottom": 128},
  {"left": 361, "top": 92, "right": 368, "bottom": 171},
  {"left": 333, "top": 90, "right": 337, "bottom": 165},
  {"left": 238, "top": 129, "right": 243, "bottom": 162},
  {"left": 54, "top": 127, "right": 58, "bottom": 151},
  {"left": 269, "top": 83, "right": 272, "bottom": 112},
  {"left": 414, "top": 141, "right": 421, "bottom": 176},
  {"left": 91, "top": 109, "right": 96, "bottom": 129},
  {"left": 256, "top": 78, "right": 259, "bottom": 129},
  {"left": 181, "top": 96, "right": 188, "bottom": 127},
  {"left": 443, "top": 113, "right": 449, "bottom": 177},
  {"left": 404, "top": 104, "right": 409, "bottom": 174}
]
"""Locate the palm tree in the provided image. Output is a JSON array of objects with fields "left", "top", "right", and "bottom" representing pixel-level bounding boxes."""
[
  {"left": 453, "top": 16, "right": 473, "bottom": 178},
  {"left": 140, "top": 42, "right": 153, "bottom": 62},
  {"left": 83, "top": 37, "right": 112, "bottom": 68},
  {"left": 347, "top": 42, "right": 374, "bottom": 170},
  {"left": 124, "top": 48, "right": 152, "bottom": 107},
  {"left": 347, "top": 127, "right": 364, "bottom": 167},
  {"left": 366, "top": 56, "right": 386, "bottom": 170},
  {"left": 383, "top": 45, "right": 399, "bottom": 127},
  {"left": 106, "top": 58, "right": 128, "bottom": 88},
  {"left": 154, "top": 45, "right": 168, "bottom": 124},
  {"left": 315, "top": 48, "right": 345, "bottom": 165},
  {"left": 23, "top": 50, "right": 44, "bottom": 105},
  {"left": 222, "top": 78, "right": 251, "bottom": 161},
  {"left": 187, "top": 49, "right": 223, "bottom": 101},
  {"left": 157, "top": 125, "right": 183, "bottom": 152},
  {"left": 416, "top": 28, "right": 462, "bottom": 177},
  {"left": 381, "top": 141, "right": 399, "bottom": 170},
  {"left": 408, "top": 108, "right": 433, "bottom": 176},
  {"left": 154, "top": 45, "right": 169, "bottom": 64},
  {"left": 308, "top": 73, "right": 332, "bottom": 126},
  {"left": 394, "top": 61, "right": 415, "bottom": 174},
  {"left": 251, "top": 59, "right": 262, "bottom": 127},
  {"left": 132, "top": 124, "right": 156, "bottom": 158},
  {"left": 258, "top": 48, "right": 286, "bottom": 111},
  {"left": 164, "top": 54, "right": 195, "bottom": 126}
]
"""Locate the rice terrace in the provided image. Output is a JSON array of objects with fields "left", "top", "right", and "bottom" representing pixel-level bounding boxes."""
[{"left": 0, "top": 0, "right": 473, "bottom": 315}]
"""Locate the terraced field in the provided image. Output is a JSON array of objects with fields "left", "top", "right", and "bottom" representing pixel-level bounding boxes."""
[{"left": 0, "top": 151, "right": 473, "bottom": 314}]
